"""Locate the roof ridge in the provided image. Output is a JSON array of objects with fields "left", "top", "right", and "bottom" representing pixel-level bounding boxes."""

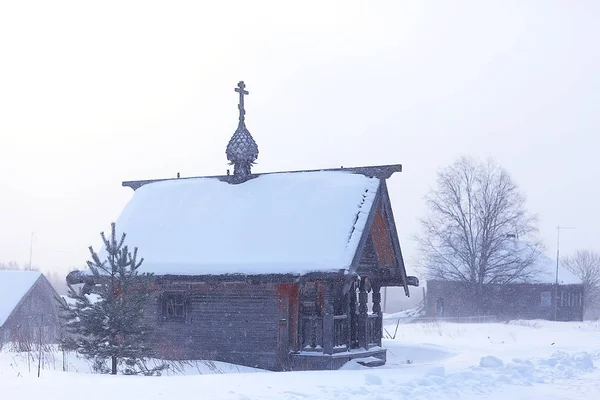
[{"left": 122, "top": 164, "right": 402, "bottom": 191}]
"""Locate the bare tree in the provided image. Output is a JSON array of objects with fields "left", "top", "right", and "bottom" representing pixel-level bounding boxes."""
[
  {"left": 563, "top": 250, "right": 600, "bottom": 316},
  {"left": 0, "top": 261, "right": 23, "bottom": 270},
  {"left": 418, "top": 157, "right": 542, "bottom": 309}
]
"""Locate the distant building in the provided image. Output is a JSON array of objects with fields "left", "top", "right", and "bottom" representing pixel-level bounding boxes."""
[
  {"left": 67, "top": 81, "right": 419, "bottom": 371},
  {"left": 425, "top": 253, "right": 584, "bottom": 321},
  {"left": 0, "top": 270, "right": 63, "bottom": 346}
]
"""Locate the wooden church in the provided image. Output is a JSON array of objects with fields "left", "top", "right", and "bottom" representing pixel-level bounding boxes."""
[{"left": 68, "top": 82, "right": 419, "bottom": 371}]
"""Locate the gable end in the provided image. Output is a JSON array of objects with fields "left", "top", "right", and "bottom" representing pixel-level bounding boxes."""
[{"left": 350, "top": 180, "right": 413, "bottom": 295}]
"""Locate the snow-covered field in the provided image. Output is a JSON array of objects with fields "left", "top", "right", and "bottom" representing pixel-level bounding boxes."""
[{"left": 1, "top": 319, "right": 599, "bottom": 399}]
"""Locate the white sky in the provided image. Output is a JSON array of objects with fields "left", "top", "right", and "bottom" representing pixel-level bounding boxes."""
[{"left": 0, "top": 1, "right": 598, "bottom": 276}]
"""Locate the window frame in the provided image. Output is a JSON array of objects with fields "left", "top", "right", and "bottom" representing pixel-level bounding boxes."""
[
  {"left": 540, "top": 291, "right": 551, "bottom": 307},
  {"left": 161, "top": 292, "right": 189, "bottom": 322}
]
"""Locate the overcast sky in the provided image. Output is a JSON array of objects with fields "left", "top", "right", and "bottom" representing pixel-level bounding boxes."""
[{"left": 0, "top": 1, "right": 598, "bottom": 276}]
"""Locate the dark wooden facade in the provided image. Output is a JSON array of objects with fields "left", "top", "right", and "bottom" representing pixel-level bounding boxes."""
[
  {"left": 425, "top": 280, "right": 584, "bottom": 322},
  {"left": 149, "top": 276, "right": 390, "bottom": 371},
  {"left": 1, "top": 274, "right": 63, "bottom": 346}
]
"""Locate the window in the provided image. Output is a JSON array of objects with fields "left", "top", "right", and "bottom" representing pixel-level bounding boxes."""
[
  {"left": 162, "top": 293, "right": 187, "bottom": 321},
  {"left": 569, "top": 293, "right": 574, "bottom": 307},
  {"left": 540, "top": 292, "right": 551, "bottom": 307},
  {"left": 435, "top": 298, "right": 444, "bottom": 316}
]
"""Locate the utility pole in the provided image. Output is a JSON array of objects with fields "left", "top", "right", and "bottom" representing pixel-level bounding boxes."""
[{"left": 554, "top": 226, "right": 575, "bottom": 321}]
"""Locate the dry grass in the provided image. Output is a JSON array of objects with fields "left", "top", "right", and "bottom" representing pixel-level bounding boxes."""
[{"left": 505, "top": 320, "right": 542, "bottom": 329}]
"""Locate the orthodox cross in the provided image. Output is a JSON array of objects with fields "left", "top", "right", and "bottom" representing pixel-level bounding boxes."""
[{"left": 235, "top": 81, "right": 249, "bottom": 122}]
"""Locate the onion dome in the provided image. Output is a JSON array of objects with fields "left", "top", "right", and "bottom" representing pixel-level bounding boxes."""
[{"left": 226, "top": 81, "right": 258, "bottom": 180}]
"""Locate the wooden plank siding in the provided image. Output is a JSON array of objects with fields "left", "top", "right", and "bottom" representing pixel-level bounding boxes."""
[
  {"left": 152, "top": 282, "right": 280, "bottom": 370},
  {"left": 358, "top": 235, "right": 378, "bottom": 269},
  {"left": 369, "top": 204, "right": 396, "bottom": 267},
  {"left": 277, "top": 283, "right": 300, "bottom": 370},
  {"left": 426, "top": 280, "right": 584, "bottom": 321}
]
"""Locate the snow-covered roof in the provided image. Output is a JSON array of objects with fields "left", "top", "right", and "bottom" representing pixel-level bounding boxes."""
[
  {"left": 530, "top": 253, "right": 581, "bottom": 285},
  {"left": 509, "top": 239, "right": 581, "bottom": 285},
  {"left": 94, "top": 171, "right": 380, "bottom": 276},
  {"left": 0, "top": 270, "right": 42, "bottom": 326}
]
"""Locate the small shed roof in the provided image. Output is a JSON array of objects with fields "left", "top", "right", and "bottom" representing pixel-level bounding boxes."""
[
  {"left": 0, "top": 270, "right": 42, "bottom": 326},
  {"left": 91, "top": 170, "right": 380, "bottom": 276}
]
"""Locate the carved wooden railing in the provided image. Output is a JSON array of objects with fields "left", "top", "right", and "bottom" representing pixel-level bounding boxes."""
[
  {"left": 298, "top": 313, "right": 383, "bottom": 352},
  {"left": 333, "top": 315, "right": 349, "bottom": 352},
  {"left": 300, "top": 315, "right": 323, "bottom": 351},
  {"left": 299, "top": 314, "right": 351, "bottom": 353}
]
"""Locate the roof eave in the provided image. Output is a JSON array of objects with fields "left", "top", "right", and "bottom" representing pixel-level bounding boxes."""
[{"left": 67, "top": 269, "right": 348, "bottom": 285}]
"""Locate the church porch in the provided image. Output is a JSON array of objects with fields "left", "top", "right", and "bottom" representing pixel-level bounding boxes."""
[{"left": 287, "top": 278, "right": 386, "bottom": 370}]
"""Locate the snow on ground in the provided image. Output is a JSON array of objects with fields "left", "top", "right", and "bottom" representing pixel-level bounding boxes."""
[
  {"left": 383, "top": 307, "right": 424, "bottom": 321},
  {"left": 1, "top": 320, "right": 599, "bottom": 399},
  {"left": 0, "top": 347, "right": 265, "bottom": 376}
]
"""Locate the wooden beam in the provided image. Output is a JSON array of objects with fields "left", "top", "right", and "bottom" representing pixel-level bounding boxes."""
[
  {"left": 322, "top": 298, "right": 334, "bottom": 355},
  {"left": 370, "top": 273, "right": 419, "bottom": 288},
  {"left": 122, "top": 164, "right": 403, "bottom": 191}
]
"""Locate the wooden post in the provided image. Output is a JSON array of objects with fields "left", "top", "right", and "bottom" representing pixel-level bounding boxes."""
[
  {"left": 349, "top": 281, "right": 357, "bottom": 348},
  {"left": 322, "top": 299, "right": 334, "bottom": 354},
  {"left": 372, "top": 284, "right": 381, "bottom": 314},
  {"left": 358, "top": 278, "right": 369, "bottom": 349},
  {"left": 315, "top": 317, "right": 323, "bottom": 349},
  {"left": 372, "top": 283, "right": 382, "bottom": 347}
]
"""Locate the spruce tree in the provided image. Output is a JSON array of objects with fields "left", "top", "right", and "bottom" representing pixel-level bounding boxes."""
[{"left": 62, "top": 223, "right": 164, "bottom": 375}]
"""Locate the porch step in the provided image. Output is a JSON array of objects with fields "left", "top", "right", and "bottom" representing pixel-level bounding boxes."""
[{"left": 356, "top": 358, "right": 385, "bottom": 368}]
